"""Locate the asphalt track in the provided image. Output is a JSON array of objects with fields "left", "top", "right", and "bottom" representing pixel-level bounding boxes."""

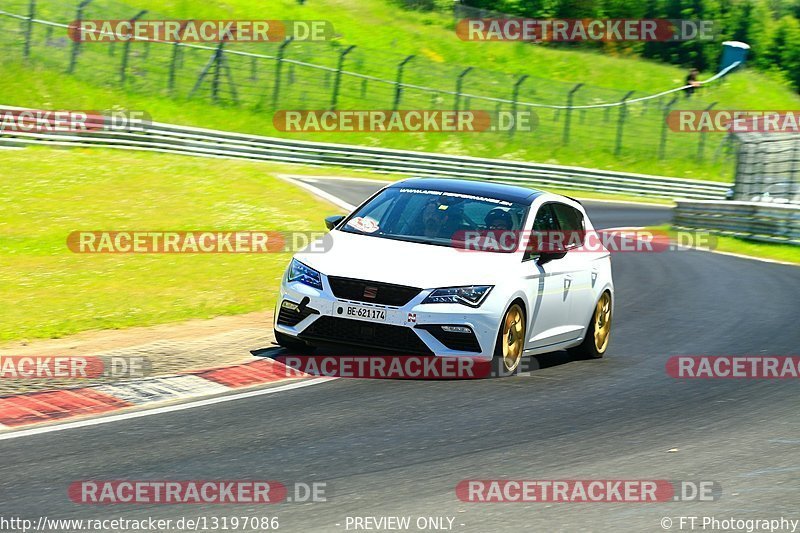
[{"left": 1, "top": 178, "right": 798, "bottom": 533}]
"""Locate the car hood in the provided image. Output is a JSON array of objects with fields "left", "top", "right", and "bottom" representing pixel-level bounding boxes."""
[{"left": 295, "top": 230, "right": 514, "bottom": 289}]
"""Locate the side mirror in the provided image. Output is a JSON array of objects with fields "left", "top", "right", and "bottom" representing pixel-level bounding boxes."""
[
  {"left": 325, "top": 215, "right": 345, "bottom": 231},
  {"left": 537, "top": 249, "right": 567, "bottom": 266},
  {"left": 533, "top": 233, "right": 568, "bottom": 265}
]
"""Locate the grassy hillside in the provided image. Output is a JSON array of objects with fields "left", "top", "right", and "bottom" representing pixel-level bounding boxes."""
[{"left": 0, "top": 0, "right": 798, "bottom": 180}]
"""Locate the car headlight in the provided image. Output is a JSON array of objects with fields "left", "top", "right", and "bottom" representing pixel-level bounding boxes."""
[
  {"left": 422, "top": 285, "right": 493, "bottom": 307},
  {"left": 287, "top": 259, "right": 323, "bottom": 290}
]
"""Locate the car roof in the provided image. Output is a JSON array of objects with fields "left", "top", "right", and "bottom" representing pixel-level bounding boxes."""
[{"left": 388, "top": 178, "right": 543, "bottom": 204}]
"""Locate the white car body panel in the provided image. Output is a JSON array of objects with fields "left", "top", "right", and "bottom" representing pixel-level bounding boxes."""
[{"left": 275, "top": 181, "right": 614, "bottom": 362}]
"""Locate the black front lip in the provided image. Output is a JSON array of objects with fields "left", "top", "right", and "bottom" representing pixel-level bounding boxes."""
[
  {"left": 296, "top": 334, "right": 434, "bottom": 355},
  {"left": 298, "top": 316, "right": 435, "bottom": 355}
]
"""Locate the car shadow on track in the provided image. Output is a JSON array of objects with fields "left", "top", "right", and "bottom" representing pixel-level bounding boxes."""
[
  {"left": 250, "top": 344, "right": 587, "bottom": 380},
  {"left": 519, "top": 350, "right": 587, "bottom": 373}
]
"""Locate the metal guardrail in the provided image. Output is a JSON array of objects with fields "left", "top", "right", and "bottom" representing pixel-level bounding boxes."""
[
  {"left": 673, "top": 200, "right": 800, "bottom": 244},
  {"left": 0, "top": 104, "right": 731, "bottom": 200}
]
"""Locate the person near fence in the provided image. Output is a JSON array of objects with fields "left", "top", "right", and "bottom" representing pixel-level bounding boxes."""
[{"left": 684, "top": 68, "right": 700, "bottom": 98}]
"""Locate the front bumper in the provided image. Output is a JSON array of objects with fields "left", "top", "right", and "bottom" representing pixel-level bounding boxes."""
[{"left": 274, "top": 278, "right": 498, "bottom": 360}]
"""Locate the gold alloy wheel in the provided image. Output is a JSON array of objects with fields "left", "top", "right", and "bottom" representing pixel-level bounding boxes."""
[
  {"left": 502, "top": 304, "right": 525, "bottom": 373},
  {"left": 593, "top": 292, "right": 612, "bottom": 353}
]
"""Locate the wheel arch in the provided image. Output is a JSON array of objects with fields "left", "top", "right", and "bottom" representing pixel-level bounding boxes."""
[{"left": 492, "top": 296, "right": 528, "bottom": 355}]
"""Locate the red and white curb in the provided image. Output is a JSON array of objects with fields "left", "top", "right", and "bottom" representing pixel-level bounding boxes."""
[{"left": 0, "top": 358, "right": 305, "bottom": 430}]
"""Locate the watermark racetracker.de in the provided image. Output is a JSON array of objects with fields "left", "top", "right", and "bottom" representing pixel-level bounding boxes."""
[
  {"left": 457, "top": 480, "right": 721, "bottom": 502},
  {"left": 0, "top": 356, "right": 150, "bottom": 379},
  {"left": 0, "top": 109, "right": 150, "bottom": 133},
  {"left": 456, "top": 18, "right": 717, "bottom": 42},
  {"left": 66, "top": 231, "right": 332, "bottom": 253},
  {"left": 451, "top": 229, "right": 717, "bottom": 254},
  {"left": 273, "top": 110, "right": 538, "bottom": 133},
  {"left": 666, "top": 356, "right": 800, "bottom": 379},
  {"left": 67, "top": 19, "right": 334, "bottom": 42},
  {"left": 68, "top": 480, "right": 328, "bottom": 504},
  {"left": 667, "top": 110, "right": 800, "bottom": 133}
]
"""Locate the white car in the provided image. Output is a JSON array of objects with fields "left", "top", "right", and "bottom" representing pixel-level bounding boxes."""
[{"left": 274, "top": 178, "right": 613, "bottom": 374}]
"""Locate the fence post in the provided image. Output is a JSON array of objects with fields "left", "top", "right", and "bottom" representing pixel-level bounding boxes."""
[
  {"left": 614, "top": 90, "right": 634, "bottom": 157},
  {"left": 562, "top": 83, "right": 583, "bottom": 145},
  {"left": 270, "top": 37, "right": 293, "bottom": 110},
  {"left": 659, "top": 96, "right": 679, "bottom": 160},
  {"left": 220, "top": 46, "right": 239, "bottom": 104},
  {"left": 453, "top": 67, "right": 473, "bottom": 113},
  {"left": 758, "top": 138, "right": 768, "bottom": 199},
  {"left": 167, "top": 21, "right": 190, "bottom": 94},
  {"left": 190, "top": 46, "right": 219, "bottom": 98},
  {"left": 330, "top": 45, "right": 355, "bottom": 111},
  {"left": 67, "top": 0, "right": 92, "bottom": 73},
  {"left": 791, "top": 136, "right": 800, "bottom": 201},
  {"left": 509, "top": 74, "right": 528, "bottom": 137},
  {"left": 392, "top": 55, "right": 414, "bottom": 111},
  {"left": 23, "top": 0, "right": 35, "bottom": 59},
  {"left": 189, "top": 39, "right": 237, "bottom": 103},
  {"left": 120, "top": 10, "right": 148, "bottom": 84},
  {"left": 211, "top": 41, "right": 224, "bottom": 102},
  {"left": 168, "top": 42, "right": 181, "bottom": 93},
  {"left": 697, "top": 102, "right": 717, "bottom": 161}
]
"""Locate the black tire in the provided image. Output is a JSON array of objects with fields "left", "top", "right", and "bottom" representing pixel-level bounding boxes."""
[
  {"left": 275, "top": 331, "right": 316, "bottom": 353},
  {"left": 568, "top": 291, "right": 612, "bottom": 360},
  {"left": 492, "top": 302, "right": 526, "bottom": 377}
]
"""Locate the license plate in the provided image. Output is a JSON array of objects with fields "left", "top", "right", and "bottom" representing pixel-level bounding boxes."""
[{"left": 343, "top": 303, "right": 387, "bottom": 323}]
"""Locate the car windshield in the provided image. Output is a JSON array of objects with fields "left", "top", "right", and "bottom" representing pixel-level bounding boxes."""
[{"left": 339, "top": 187, "right": 530, "bottom": 250}]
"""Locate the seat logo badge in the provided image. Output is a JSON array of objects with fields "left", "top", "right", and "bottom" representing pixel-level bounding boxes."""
[{"left": 364, "top": 286, "right": 378, "bottom": 299}]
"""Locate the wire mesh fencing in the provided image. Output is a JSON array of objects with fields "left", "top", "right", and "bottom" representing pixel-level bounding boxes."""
[
  {"left": 733, "top": 133, "right": 800, "bottom": 202},
  {"left": 0, "top": 0, "right": 741, "bottom": 178}
]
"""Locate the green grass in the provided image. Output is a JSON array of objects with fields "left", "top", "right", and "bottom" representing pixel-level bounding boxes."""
[
  {"left": 0, "top": 147, "right": 338, "bottom": 341},
  {"left": 649, "top": 225, "right": 800, "bottom": 264},
  {"left": 708, "top": 235, "right": 800, "bottom": 264},
  {"left": 0, "top": 0, "right": 798, "bottom": 181}
]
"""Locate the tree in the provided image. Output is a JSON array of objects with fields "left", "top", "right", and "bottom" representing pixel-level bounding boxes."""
[{"left": 777, "top": 15, "right": 800, "bottom": 89}]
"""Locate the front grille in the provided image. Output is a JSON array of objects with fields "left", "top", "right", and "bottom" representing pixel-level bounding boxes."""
[
  {"left": 300, "top": 316, "right": 433, "bottom": 354},
  {"left": 327, "top": 276, "right": 421, "bottom": 307},
  {"left": 416, "top": 325, "right": 482, "bottom": 353},
  {"left": 277, "top": 303, "right": 319, "bottom": 327}
]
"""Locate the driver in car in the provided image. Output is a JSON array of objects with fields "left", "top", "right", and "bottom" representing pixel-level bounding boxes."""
[
  {"left": 484, "top": 208, "right": 512, "bottom": 231},
  {"left": 421, "top": 198, "right": 459, "bottom": 238},
  {"left": 483, "top": 207, "right": 515, "bottom": 252}
]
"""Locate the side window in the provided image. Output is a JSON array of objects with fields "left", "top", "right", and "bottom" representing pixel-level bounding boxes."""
[
  {"left": 524, "top": 204, "right": 559, "bottom": 261},
  {"left": 532, "top": 204, "right": 558, "bottom": 232},
  {"left": 551, "top": 203, "right": 584, "bottom": 231},
  {"left": 551, "top": 203, "right": 585, "bottom": 248}
]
